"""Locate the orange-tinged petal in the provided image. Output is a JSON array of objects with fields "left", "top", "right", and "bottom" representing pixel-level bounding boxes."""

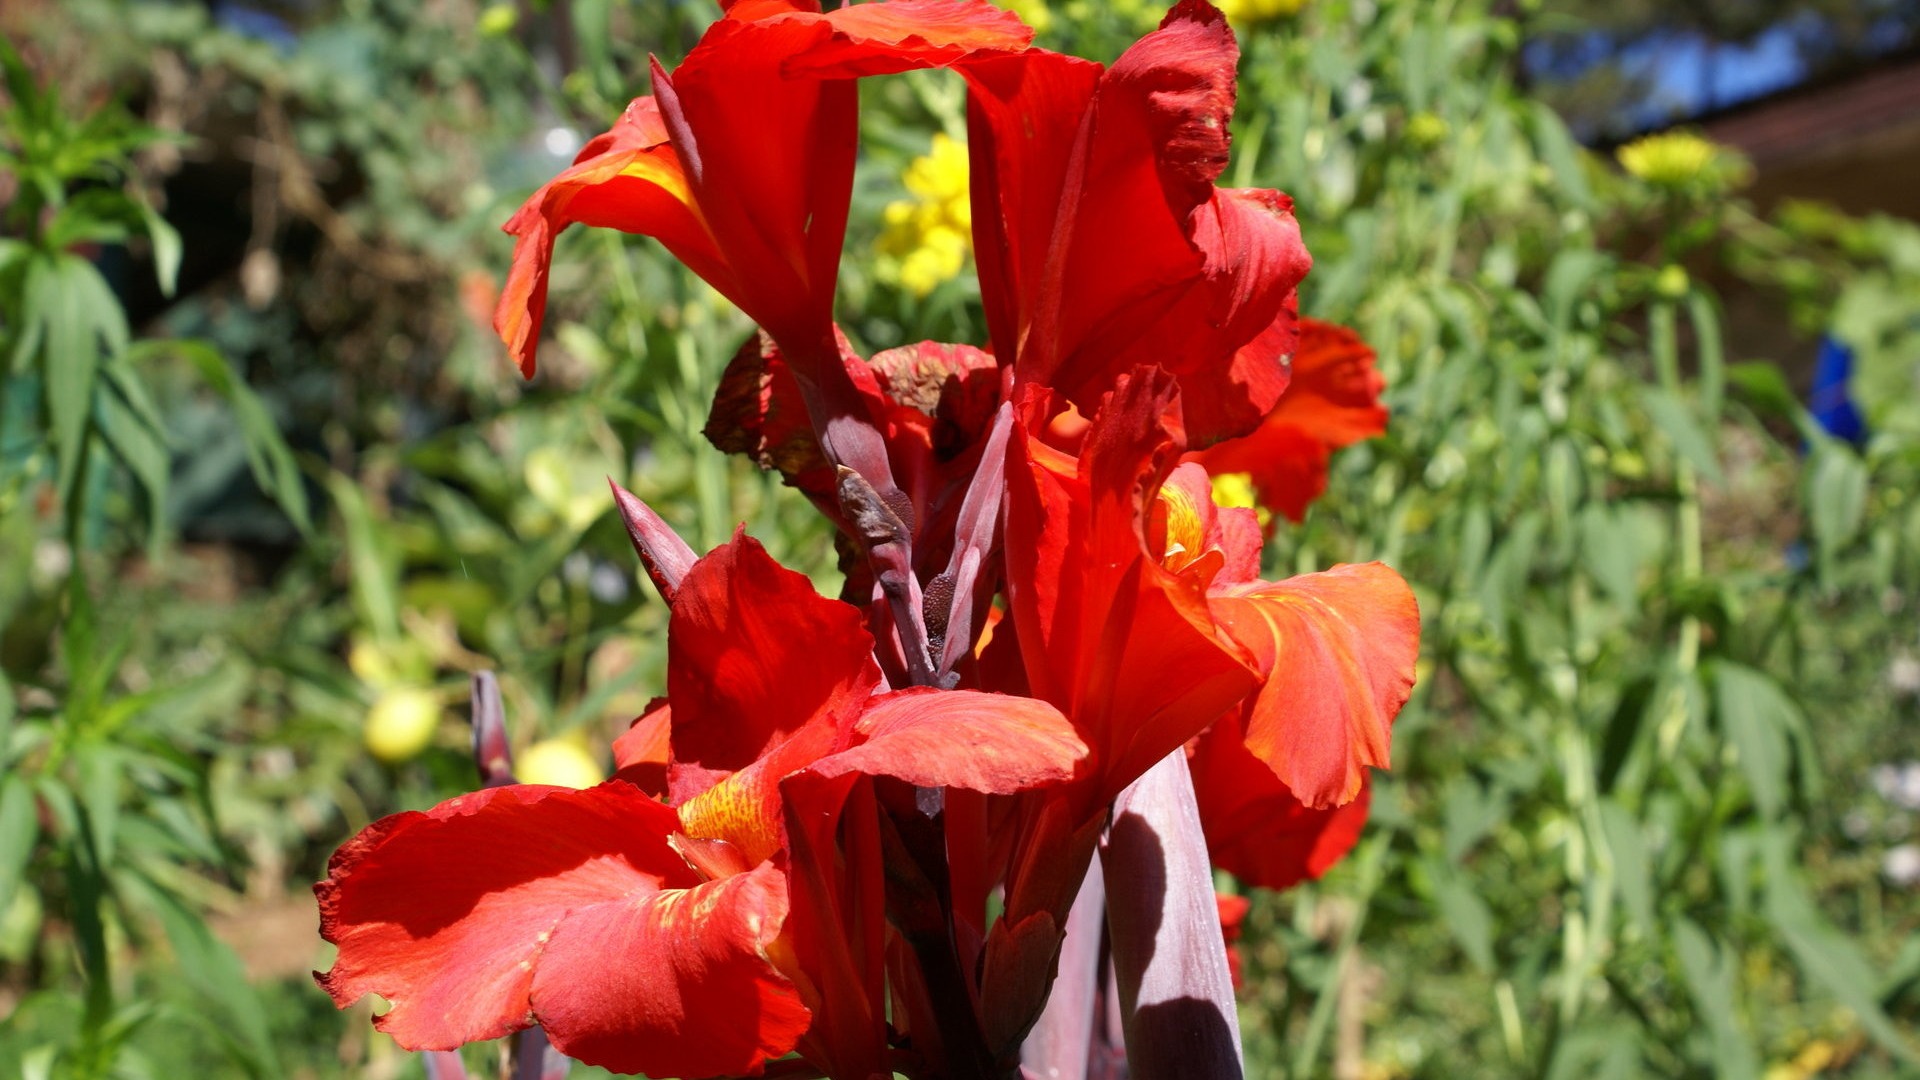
[
  {"left": 495, "top": 98, "right": 728, "bottom": 376},
  {"left": 1190, "top": 318, "right": 1389, "bottom": 522},
  {"left": 1209, "top": 563, "right": 1419, "bottom": 808},
  {"left": 790, "top": 0, "right": 1034, "bottom": 78},
  {"left": 314, "top": 783, "right": 808, "bottom": 1076},
  {"left": 1003, "top": 374, "right": 1257, "bottom": 802},
  {"left": 816, "top": 686, "right": 1086, "bottom": 792}
]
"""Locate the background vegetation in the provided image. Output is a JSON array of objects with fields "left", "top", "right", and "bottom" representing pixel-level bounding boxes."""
[{"left": 1, "top": 0, "right": 1916, "bottom": 1077}]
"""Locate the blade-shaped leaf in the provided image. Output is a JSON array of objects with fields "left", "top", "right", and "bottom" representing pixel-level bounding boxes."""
[
  {"left": 1670, "top": 917, "right": 1759, "bottom": 1079},
  {"left": 155, "top": 340, "right": 312, "bottom": 534},
  {"left": 0, "top": 773, "right": 39, "bottom": 918}
]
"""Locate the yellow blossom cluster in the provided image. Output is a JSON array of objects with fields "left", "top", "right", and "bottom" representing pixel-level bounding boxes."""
[
  {"left": 877, "top": 133, "right": 973, "bottom": 297},
  {"left": 1615, "top": 129, "right": 1748, "bottom": 192},
  {"left": 1214, "top": 0, "right": 1308, "bottom": 25}
]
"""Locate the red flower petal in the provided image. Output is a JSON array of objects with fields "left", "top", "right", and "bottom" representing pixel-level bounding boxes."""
[
  {"left": 611, "top": 700, "right": 671, "bottom": 797},
  {"left": 789, "top": 0, "right": 1034, "bottom": 78},
  {"left": 666, "top": 531, "right": 880, "bottom": 802},
  {"left": 315, "top": 783, "right": 808, "bottom": 1076},
  {"left": 964, "top": 3, "right": 1310, "bottom": 444},
  {"left": 961, "top": 49, "right": 1103, "bottom": 362},
  {"left": 529, "top": 860, "right": 806, "bottom": 1076},
  {"left": 1190, "top": 318, "right": 1389, "bottom": 523},
  {"left": 494, "top": 98, "right": 726, "bottom": 376},
  {"left": 1209, "top": 563, "right": 1419, "bottom": 809},
  {"left": 1003, "top": 373, "right": 1257, "bottom": 802},
  {"left": 501, "top": 2, "right": 1029, "bottom": 379},
  {"left": 1189, "top": 708, "right": 1372, "bottom": 889},
  {"left": 814, "top": 686, "right": 1086, "bottom": 792}
]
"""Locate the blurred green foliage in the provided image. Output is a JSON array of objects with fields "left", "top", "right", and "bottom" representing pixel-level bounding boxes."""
[{"left": 0, "top": 0, "right": 1916, "bottom": 1078}]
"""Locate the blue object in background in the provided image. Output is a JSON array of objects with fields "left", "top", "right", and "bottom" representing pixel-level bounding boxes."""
[{"left": 1810, "top": 334, "right": 1866, "bottom": 444}]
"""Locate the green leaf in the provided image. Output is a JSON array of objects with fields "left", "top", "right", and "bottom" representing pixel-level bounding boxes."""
[
  {"left": 1578, "top": 503, "right": 1643, "bottom": 607},
  {"left": 94, "top": 383, "right": 170, "bottom": 553},
  {"left": 33, "top": 256, "right": 93, "bottom": 503},
  {"left": 1597, "top": 672, "right": 1657, "bottom": 793},
  {"left": 1441, "top": 777, "right": 1507, "bottom": 864},
  {"left": 1671, "top": 917, "right": 1760, "bottom": 1078},
  {"left": 1544, "top": 248, "right": 1609, "bottom": 339},
  {"left": 1528, "top": 100, "right": 1593, "bottom": 210},
  {"left": 1639, "top": 387, "right": 1723, "bottom": 483},
  {"left": 1687, "top": 290, "right": 1726, "bottom": 422},
  {"left": 147, "top": 340, "right": 312, "bottom": 534},
  {"left": 0, "top": 666, "right": 14, "bottom": 766},
  {"left": 327, "top": 471, "right": 402, "bottom": 641},
  {"left": 1760, "top": 835, "right": 1920, "bottom": 1063},
  {"left": 1598, "top": 799, "right": 1652, "bottom": 933},
  {"left": 0, "top": 773, "right": 39, "bottom": 919},
  {"left": 1430, "top": 862, "right": 1495, "bottom": 971},
  {"left": 137, "top": 202, "right": 181, "bottom": 297},
  {"left": 74, "top": 745, "right": 122, "bottom": 870},
  {"left": 125, "top": 874, "right": 281, "bottom": 1078},
  {"left": 1725, "top": 360, "right": 1803, "bottom": 423},
  {"left": 1712, "top": 662, "right": 1795, "bottom": 820},
  {"left": 1805, "top": 439, "right": 1868, "bottom": 562}
]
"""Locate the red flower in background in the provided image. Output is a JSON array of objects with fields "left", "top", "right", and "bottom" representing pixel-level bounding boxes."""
[
  {"left": 317, "top": 533, "right": 1083, "bottom": 1078},
  {"left": 1189, "top": 318, "right": 1390, "bottom": 524}
]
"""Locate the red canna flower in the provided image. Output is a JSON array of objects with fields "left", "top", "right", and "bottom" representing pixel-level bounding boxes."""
[
  {"left": 317, "top": 532, "right": 1084, "bottom": 1078},
  {"left": 468, "top": 1, "right": 1421, "bottom": 1070},
  {"left": 1187, "top": 317, "right": 1390, "bottom": 525},
  {"left": 494, "top": 0, "right": 1031, "bottom": 383}
]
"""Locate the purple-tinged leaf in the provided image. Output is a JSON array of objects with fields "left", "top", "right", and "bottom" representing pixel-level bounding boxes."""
[
  {"left": 420, "top": 1050, "right": 469, "bottom": 1080},
  {"left": 836, "top": 464, "right": 939, "bottom": 687},
  {"left": 517, "top": 1026, "right": 572, "bottom": 1080},
  {"left": 469, "top": 671, "right": 514, "bottom": 788},
  {"left": 610, "top": 479, "right": 697, "bottom": 600},
  {"left": 1020, "top": 861, "right": 1104, "bottom": 1080},
  {"left": 1102, "top": 751, "right": 1243, "bottom": 1079},
  {"left": 935, "top": 402, "right": 1013, "bottom": 678}
]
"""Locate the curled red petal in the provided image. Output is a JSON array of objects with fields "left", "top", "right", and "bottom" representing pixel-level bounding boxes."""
[
  {"left": 611, "top": 699, "right": 671, "bottom": 797},
  {"left": 1189, "top": 708, "right": 1373, "bottom": 889},
  {"left": 962, "top": 49, "right": 1104, "bottom": 364},
  {"left": 1209, "top": 563, "right": 1419, "bottom": 809},
  {"left": 314, "top": 783, "right": 808, "bottom": 1076},
  {"left": 494, "top": 98, "right": 729, "bottom": 376},
  {"left": 1191, "top": 318, "right": 1389, "bottom": 523}
]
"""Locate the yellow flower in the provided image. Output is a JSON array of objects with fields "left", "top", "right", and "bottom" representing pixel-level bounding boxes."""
[
  {"left": 1405, "top": 111, "right": 1449, "bottom": 150},
  {"left": 518, "top": 738, "right": 606, "bottom": 789},
  {"left": 364, "top": 687, "right": 442, "bottom": 764},
  {"left": 1215, "top": 0, "right": 1307, "bottom": 25},
  {"left": 878, "top": 134, "right": 973, "bottom": 297},
  {"left": 1616, "top": 130, "right": 1748, "bottom": 191},
  {"left": 477, "top": 3, "right": 518, "bottom": 36}
]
